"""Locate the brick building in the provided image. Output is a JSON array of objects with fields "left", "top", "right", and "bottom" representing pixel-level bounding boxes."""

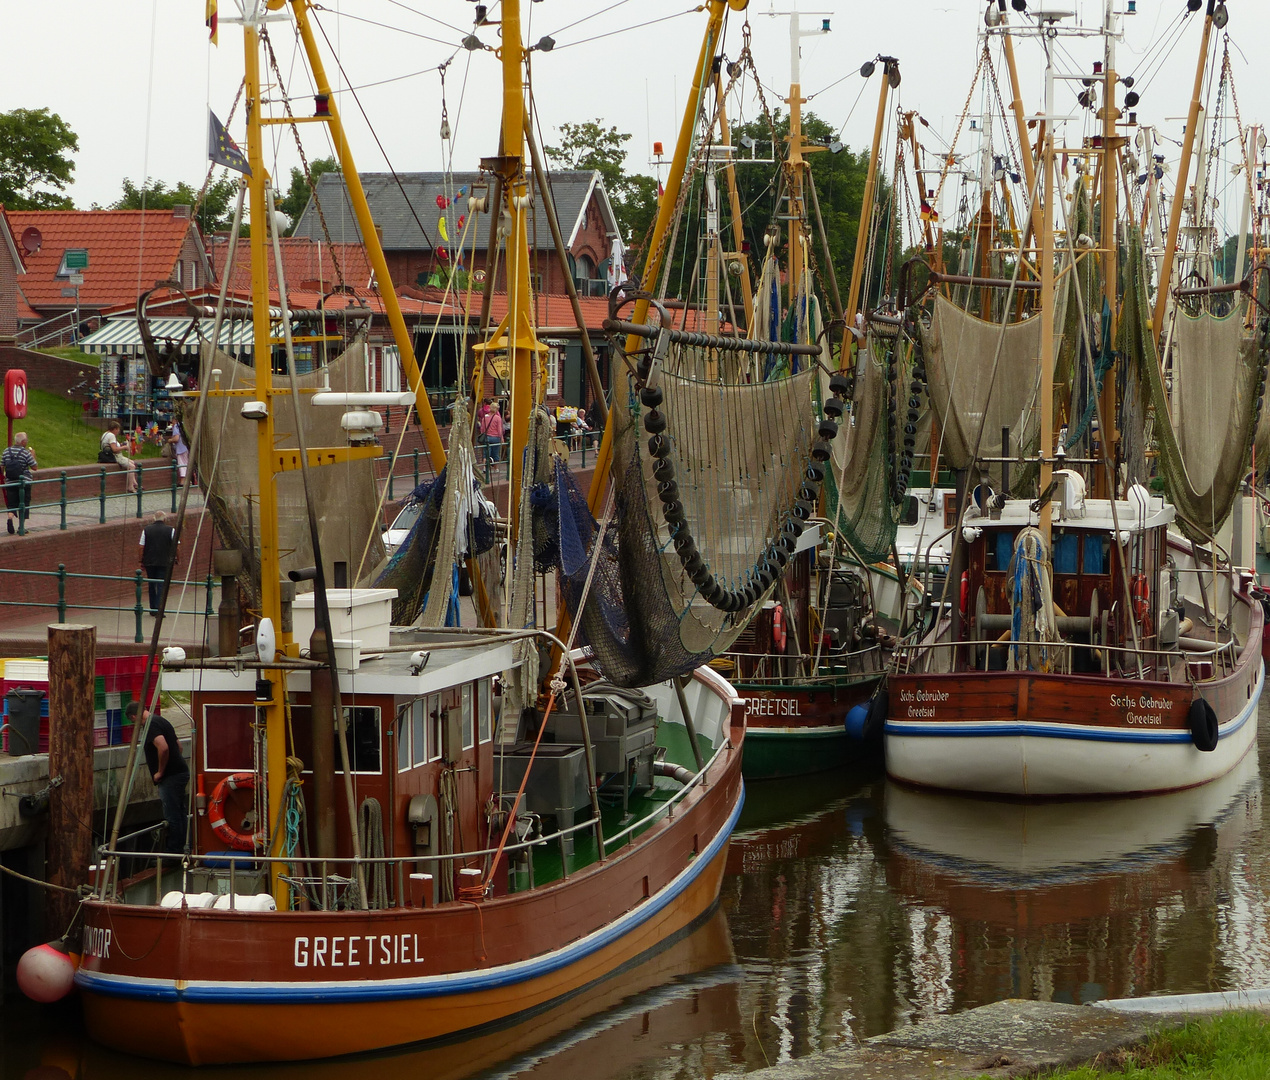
[
  {"left": 0, "top": 208, "right": 27, "bottom": 342},
  {"left": 291, "top": 170, "right": 621, "bottom": 298}
]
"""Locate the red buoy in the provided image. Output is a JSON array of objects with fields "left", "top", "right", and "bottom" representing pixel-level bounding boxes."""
[{"left": 17, "top": 941, "right": 77, "bottom": 1003}]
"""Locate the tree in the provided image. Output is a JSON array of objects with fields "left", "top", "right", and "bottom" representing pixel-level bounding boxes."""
[
  {"left": 544, "top": 121, "right": 658, "bottom": 251},
  {"left": 112, "top": 176, "right": 239, "bottom": 235},
  {"left": 0, "top": 107, "right": 79, "bottom": 209},
  {"left": 277, "top": 156, "right": 341, "bottom": 235}
]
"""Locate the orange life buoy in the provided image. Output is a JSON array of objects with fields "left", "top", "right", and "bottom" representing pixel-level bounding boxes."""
[
  {"left": 207, "top": 772, "right": 262, "bottom": 852},
  {"left": 772, "top": 605, "right": 787, "bottom": 653},
  {"left": 1131, "top": 573, "right": 1150, "bottom": 623}
]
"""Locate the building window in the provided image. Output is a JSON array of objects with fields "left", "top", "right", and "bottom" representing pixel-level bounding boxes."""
[
  {"left": 174, "top": 261, "right": 183, "bottom": 286},
  {"left": 545, "top": 347, "right": 559, "bottom": 397},
  {"left": 188, "top": 261, "right": 198, "bottom": 288},
  {"left": 383, "top": 345, "right": 402, "bottom": 393}
]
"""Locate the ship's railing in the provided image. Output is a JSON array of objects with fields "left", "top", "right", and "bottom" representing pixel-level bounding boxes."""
[
  {"left": 0, "top": 565, "right": 216, "bottom": 643},
  {"left": 894, "top": 634, "right": 1241, "bottom": 682},
  {"left": 718, "top": 644, "right": 885, "bottom": 685},
  {"left": 92, "top": 735, "right": 733, "bottom": 912}
]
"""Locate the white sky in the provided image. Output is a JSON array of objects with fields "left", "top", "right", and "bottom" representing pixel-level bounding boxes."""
[{"left": 3, "top": 1, "right": 1268, "bottom": 238}]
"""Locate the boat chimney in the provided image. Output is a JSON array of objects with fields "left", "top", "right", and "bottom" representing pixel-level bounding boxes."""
[
  {"left": 279, "top": 579, "right": 296, "bottom": 637},
  {"left": 309, "top": 627, "right": 337, "bottom": 859},
  {"left": 213, "top": 549, "right": 243, "bottom": 657}
]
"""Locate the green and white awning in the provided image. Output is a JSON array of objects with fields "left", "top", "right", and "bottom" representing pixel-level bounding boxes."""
[{"left": 80, "top": 317, "right": 256, "bottom": 356}]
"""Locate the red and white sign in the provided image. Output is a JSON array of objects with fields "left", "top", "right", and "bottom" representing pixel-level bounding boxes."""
[{"left": 4, "top": 370, "right": 27, "bottom": 420}]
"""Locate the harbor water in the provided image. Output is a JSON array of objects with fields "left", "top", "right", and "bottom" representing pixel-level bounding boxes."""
[{"left": 5, "top": 703, "right": 1270, "bottom": 1079}]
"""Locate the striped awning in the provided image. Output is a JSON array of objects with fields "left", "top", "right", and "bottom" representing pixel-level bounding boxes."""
[{"left": 80, "top": 317, "right": 258, "bottom": 356}]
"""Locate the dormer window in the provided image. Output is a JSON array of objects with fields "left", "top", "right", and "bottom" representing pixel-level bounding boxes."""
[{"left": 55, "top": 248, "right": 89, "bottom": 278}]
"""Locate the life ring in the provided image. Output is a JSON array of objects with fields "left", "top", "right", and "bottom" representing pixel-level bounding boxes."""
[
  {"left": 771, "top": 605, "right": 787, "bottom": 653},
  {"left": 959, "top": 571, "right": 970, "bottom": 619},
  {"left": 207, "top": 772, "right": 262, "bottom": 851},
  {"left": 1131, "top": 574, "right": 1150, "bottom": 623},
  {"left": 1188, "top": 697, "right": 1219, "bottom": 753}
]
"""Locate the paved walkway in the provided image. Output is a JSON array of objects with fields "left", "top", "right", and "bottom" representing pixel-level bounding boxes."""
[{"left": 8, "top": 485, "right": 206, "bottom": 538}]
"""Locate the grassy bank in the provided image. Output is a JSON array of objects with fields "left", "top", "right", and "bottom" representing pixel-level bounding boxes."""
[
  {"left": 13, "top": 388, "right": 160, "bottom": 468},
  {"left": 1030, "top": 1012, "right": 1270, "bottom": 1079}
]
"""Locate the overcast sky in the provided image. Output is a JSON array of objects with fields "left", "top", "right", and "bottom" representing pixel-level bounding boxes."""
[{"left": 3, "top": 1, "right": 1267, "bottom": 238}]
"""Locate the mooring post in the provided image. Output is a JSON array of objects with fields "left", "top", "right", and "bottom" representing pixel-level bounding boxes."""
[{"left": 47, "top": 623, "right": 96, "bottom": 942}]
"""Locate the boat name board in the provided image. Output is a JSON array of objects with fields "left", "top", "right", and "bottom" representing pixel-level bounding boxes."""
[
  {"left": 84, "top": 926, "right": 112, "bottom": 959},
  {"left": 294, "top": 933, "right": 425, "bottom": 968},
  {"left": 897, "top": 688, "right": 950, "bottom": 718},
  {"left": 746, "top": 696, "right": 802, "bottom": 717},
  {"left": 1110, "top": 692, "right": 1173, "bottom": 726}
]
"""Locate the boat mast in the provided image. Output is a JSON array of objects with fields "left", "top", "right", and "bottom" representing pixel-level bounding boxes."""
[
  {"left": 1094, "top": 0, "right": 1121, "bottom": 498},
  {"left": 585, "top": 0, "right": 729, "bottom": 514},
  {"left": 784, "top": 9, "right": 829, "bottom": 297},
  {"left": 473, "top": 0, "right": 545, "bottom": 537},
  {"left": 843, "top": 58, "right": 897, "bottom": 330},
  {"left": 1152, "top": 4, "right": 1216, "bottom": 340},
  {"left": 1037, "top": 16, "right": 1057, "bottom": 545}
]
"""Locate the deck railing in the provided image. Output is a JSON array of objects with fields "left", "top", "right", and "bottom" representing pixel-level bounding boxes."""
[
  {"left": 719, "top": 644, "right": 885, "bottom": 685},
  {"left": 93, "top": 736, "right": 732, "bottom": 911}
]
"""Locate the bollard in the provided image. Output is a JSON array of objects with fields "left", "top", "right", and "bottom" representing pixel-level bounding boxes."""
[
  {"left": 57, "top": 564, "right": 67, "bottom": 622},
  {"left": 205, "top": 574, "right": 216, "bottom": 618},
  {"left": 60, "top": 471, "right": 68, "bottom": 530},
  {"left": 134, "top": 569, "right": 145, "bottom": 643},
  {"left": 135, "top": 464, "right": 144, "bottom": 519},
  {"left": 99, "top": 468, "right": 107, "bottom": 524}
]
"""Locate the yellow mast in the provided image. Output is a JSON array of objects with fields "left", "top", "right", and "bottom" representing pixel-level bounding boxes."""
[
  {"left": 1152, "top": 7, "right": 1216, "bottom": 340},
  {"left": 472, "top": 0, "right": 546, "bottom": 538},
  {"left": 586, "top": 0, "right": 729, "bottom": 514},
  {"left": 1095, "top": 2, "right": 1121, "bottom": 498},
  {"left": 843, "top": 60, "right": 896, "bottom": 331}
]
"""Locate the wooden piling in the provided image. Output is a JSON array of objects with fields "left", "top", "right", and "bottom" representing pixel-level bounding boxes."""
[{"left": 47, "top": 623, "right": 96, "bottom": 940}]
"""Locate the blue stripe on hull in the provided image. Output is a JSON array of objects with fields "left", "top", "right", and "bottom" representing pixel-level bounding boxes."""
[{"left": 75, "top": 786, "right": 745, "bottom": 1006}]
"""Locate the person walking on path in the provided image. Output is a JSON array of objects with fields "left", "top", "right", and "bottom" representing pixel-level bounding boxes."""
[
  {"left": 126, "top": 701, "right": 190, "bottom": 853},
  {"left": 166, "top": 417, "right": 190, "bottom": 481},
  {"left": 100, "top": 421, "right": 137, "bottom": 493},
  {"left": 2, "top": 432, "right": 36, "bottom": 535},
  {"left": 139, "top": 510, "right": 177, "bottom": 615}
]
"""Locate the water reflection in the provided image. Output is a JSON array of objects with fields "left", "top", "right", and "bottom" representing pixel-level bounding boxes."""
[{"left": 6, "top": 719, "right": 1270, "bottom": 1079}]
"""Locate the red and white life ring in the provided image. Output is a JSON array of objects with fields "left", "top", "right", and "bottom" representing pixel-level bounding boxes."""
[
  {"left": 207, "top": 772, "right": 262, "bottom": 852},
  {"left": 1131, "top": 573, "right": 1150, "bottom": 623},
  {"left": 771, "top": 605, "right": 787, "bottom": 653}
]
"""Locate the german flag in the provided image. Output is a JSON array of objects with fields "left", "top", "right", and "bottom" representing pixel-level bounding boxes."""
[{"left": 206, "top": 0, "right": 218, "bottom": 45}]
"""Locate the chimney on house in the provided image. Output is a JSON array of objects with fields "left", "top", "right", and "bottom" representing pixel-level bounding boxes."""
[{"left": 172, "top": 205, "right": 191, "bottom": 220}]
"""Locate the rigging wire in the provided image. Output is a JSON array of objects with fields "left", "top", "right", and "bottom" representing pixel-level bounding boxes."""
[
  {"left": 379, "top": 0, "right": 467, "bottom": 36},
  {"left": 552, "top": 7, "right": 704, "bottom": 51},
  {"left": 308, "top": 4, "right": 459, "bottom": 48}
]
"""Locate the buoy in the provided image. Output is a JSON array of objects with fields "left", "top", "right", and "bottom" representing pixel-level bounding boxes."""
[
  {"left": 17, "top": 940, "right": 77, "bottom": 1003},
  {"left": 844, "top": 702, "right": 870, "bottom": 740}
]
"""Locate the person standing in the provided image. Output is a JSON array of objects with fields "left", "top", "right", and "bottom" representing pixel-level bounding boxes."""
[
  {"left": 126, "top": 701, "right": 190, "bottom": 853},
  {"left": 483, "top": 400, "right": 504, "bottom": 464},
  {"left": 138, "top": 510, "right": 177, "bottom": 615},
  {"left": 100, "top": 421, "right": 137, "bottom": 493},
  {"left": 166, "top": 417, "right": 190, "bottom": 481},
  {"left": 2, "top": 432, "right": 36, "bottom": 535}
]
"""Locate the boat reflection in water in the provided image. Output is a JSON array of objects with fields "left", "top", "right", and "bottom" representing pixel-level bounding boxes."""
[
  {"left": 883, "top": 748, "right": 1263, "bottom": 1009},
  {"left": 8, "top": 912, "right": 738, "bottom": 1080}
]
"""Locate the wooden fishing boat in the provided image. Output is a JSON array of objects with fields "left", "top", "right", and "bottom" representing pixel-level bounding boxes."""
[
  {"left": 883, "top": 0, "right": 1264, "bottom": 797},
  {"left": 66, "top": 0, "right": 757, "bottom": 1064}
]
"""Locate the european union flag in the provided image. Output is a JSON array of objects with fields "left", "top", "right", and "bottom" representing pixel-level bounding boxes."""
[{"left": 208, "top": 111, "right": 251, "bottom": 176}]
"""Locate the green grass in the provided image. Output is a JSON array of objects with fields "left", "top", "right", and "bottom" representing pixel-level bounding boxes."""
[
  {"left": 13, "top": 387, "right": 161, "bottom": 468},
  {"left": 1027, "top": 1013, "right": 1270, "bottom": 1079},
  {"left": 36, "top": 345, "right": 100, "bottom": 368}
]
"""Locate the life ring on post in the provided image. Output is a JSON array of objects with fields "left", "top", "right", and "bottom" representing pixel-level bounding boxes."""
[
  {"left": 1131, "top": 574, "right": 1150, "bottom": 624},
  {"left": 207, "top": 772, "right": 263, "bottom": 851},
  {"left": 771, "top": 605, "right": 787, "bottom": 654}
]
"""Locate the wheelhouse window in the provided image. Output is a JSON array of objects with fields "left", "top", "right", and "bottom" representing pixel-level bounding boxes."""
[
  {"left": 477, "top": 678, "right": 492, "bottom": 744},
  {"left": 337, "top": 706, "right": 382, "bottom": 774},
  {"left": 461, "top": 683, "right": 474, "bottom": 751},
  {"left": 203, "top": 704, "right": 255, "bottom": 771}
]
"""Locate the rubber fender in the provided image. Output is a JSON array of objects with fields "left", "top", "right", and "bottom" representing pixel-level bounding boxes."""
[
  {"left": 844, "top": 702, "right": 869, "bottom": 740},
  {"left": 862, "top": 687, "right": 888, "bottom": 751},
  {"left": 1188, "top": 696, "right": 1219, "bottom": 753}
]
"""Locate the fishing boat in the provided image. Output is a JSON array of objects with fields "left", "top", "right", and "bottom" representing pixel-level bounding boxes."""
[
  {"left": 885, "top": 0, "right": 1264, "bottom": 796},
  {"left": 61, "top": 0, "right": 766, "bottom": 1064}
]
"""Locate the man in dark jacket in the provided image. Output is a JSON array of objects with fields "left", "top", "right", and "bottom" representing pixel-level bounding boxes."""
[
  {"left": 138, "top": 511, "right": 176, "bottom": 615},
  {"left": 126, "top": 700, "right": 190, "bottom": 853}
]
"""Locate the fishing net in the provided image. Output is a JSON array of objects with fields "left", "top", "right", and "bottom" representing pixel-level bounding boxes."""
[
  {"left": 822, "top": 331, "right": 905, "bottom": 563},
  {"left": 1121, "top": 230, "right": 1269, "bottom": 541},
  {"left": 195, "top": 337, "right": 384, "bottom": 604},
  {"left": 549, "top": 332, "right": 825, "bottom": 687},
  {"left": 921, "top": 284, "right": 1069, "bottom": 492},
  {"left": 1007, "top": 526, "right": 1059, "bottom": 673}
]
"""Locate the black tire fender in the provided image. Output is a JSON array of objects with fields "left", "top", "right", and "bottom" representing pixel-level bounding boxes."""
[
  {"left": 1188, "top": 696, "right": 1219, "bottom": 753},
  {"left": 863, "top": 687, "right": 888, "bottom": 751}
]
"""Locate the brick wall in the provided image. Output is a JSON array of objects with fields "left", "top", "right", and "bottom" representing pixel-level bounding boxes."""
[{"left": 0, "top": 346, "right": 98, "bottom": 401}]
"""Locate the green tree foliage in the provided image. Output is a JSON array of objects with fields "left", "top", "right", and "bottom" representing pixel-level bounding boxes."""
[
  {"left": 113, "top": 176, "right": 239, "bottom": 234},
  {"left": 0, "top": 107, "right": 79, "bottom": 209},
  {"left": 277, "top": 156, "right": 341, "bottom": 235},
  {"left": 544, "top": 120, "right": 658, "bottom": 252}
]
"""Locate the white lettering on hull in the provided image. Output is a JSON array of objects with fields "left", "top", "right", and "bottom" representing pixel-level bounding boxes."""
[{"left": 294, "top": 934, "right": 424, "bottom": 968}]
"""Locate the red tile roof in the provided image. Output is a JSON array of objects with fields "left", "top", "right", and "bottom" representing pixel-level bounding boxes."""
[
  {"left": 5, "top": 209, "right": 198, "bottom": 313},
  {"left": 209, "top": 236, "right": 373, "bottom": 295}
]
